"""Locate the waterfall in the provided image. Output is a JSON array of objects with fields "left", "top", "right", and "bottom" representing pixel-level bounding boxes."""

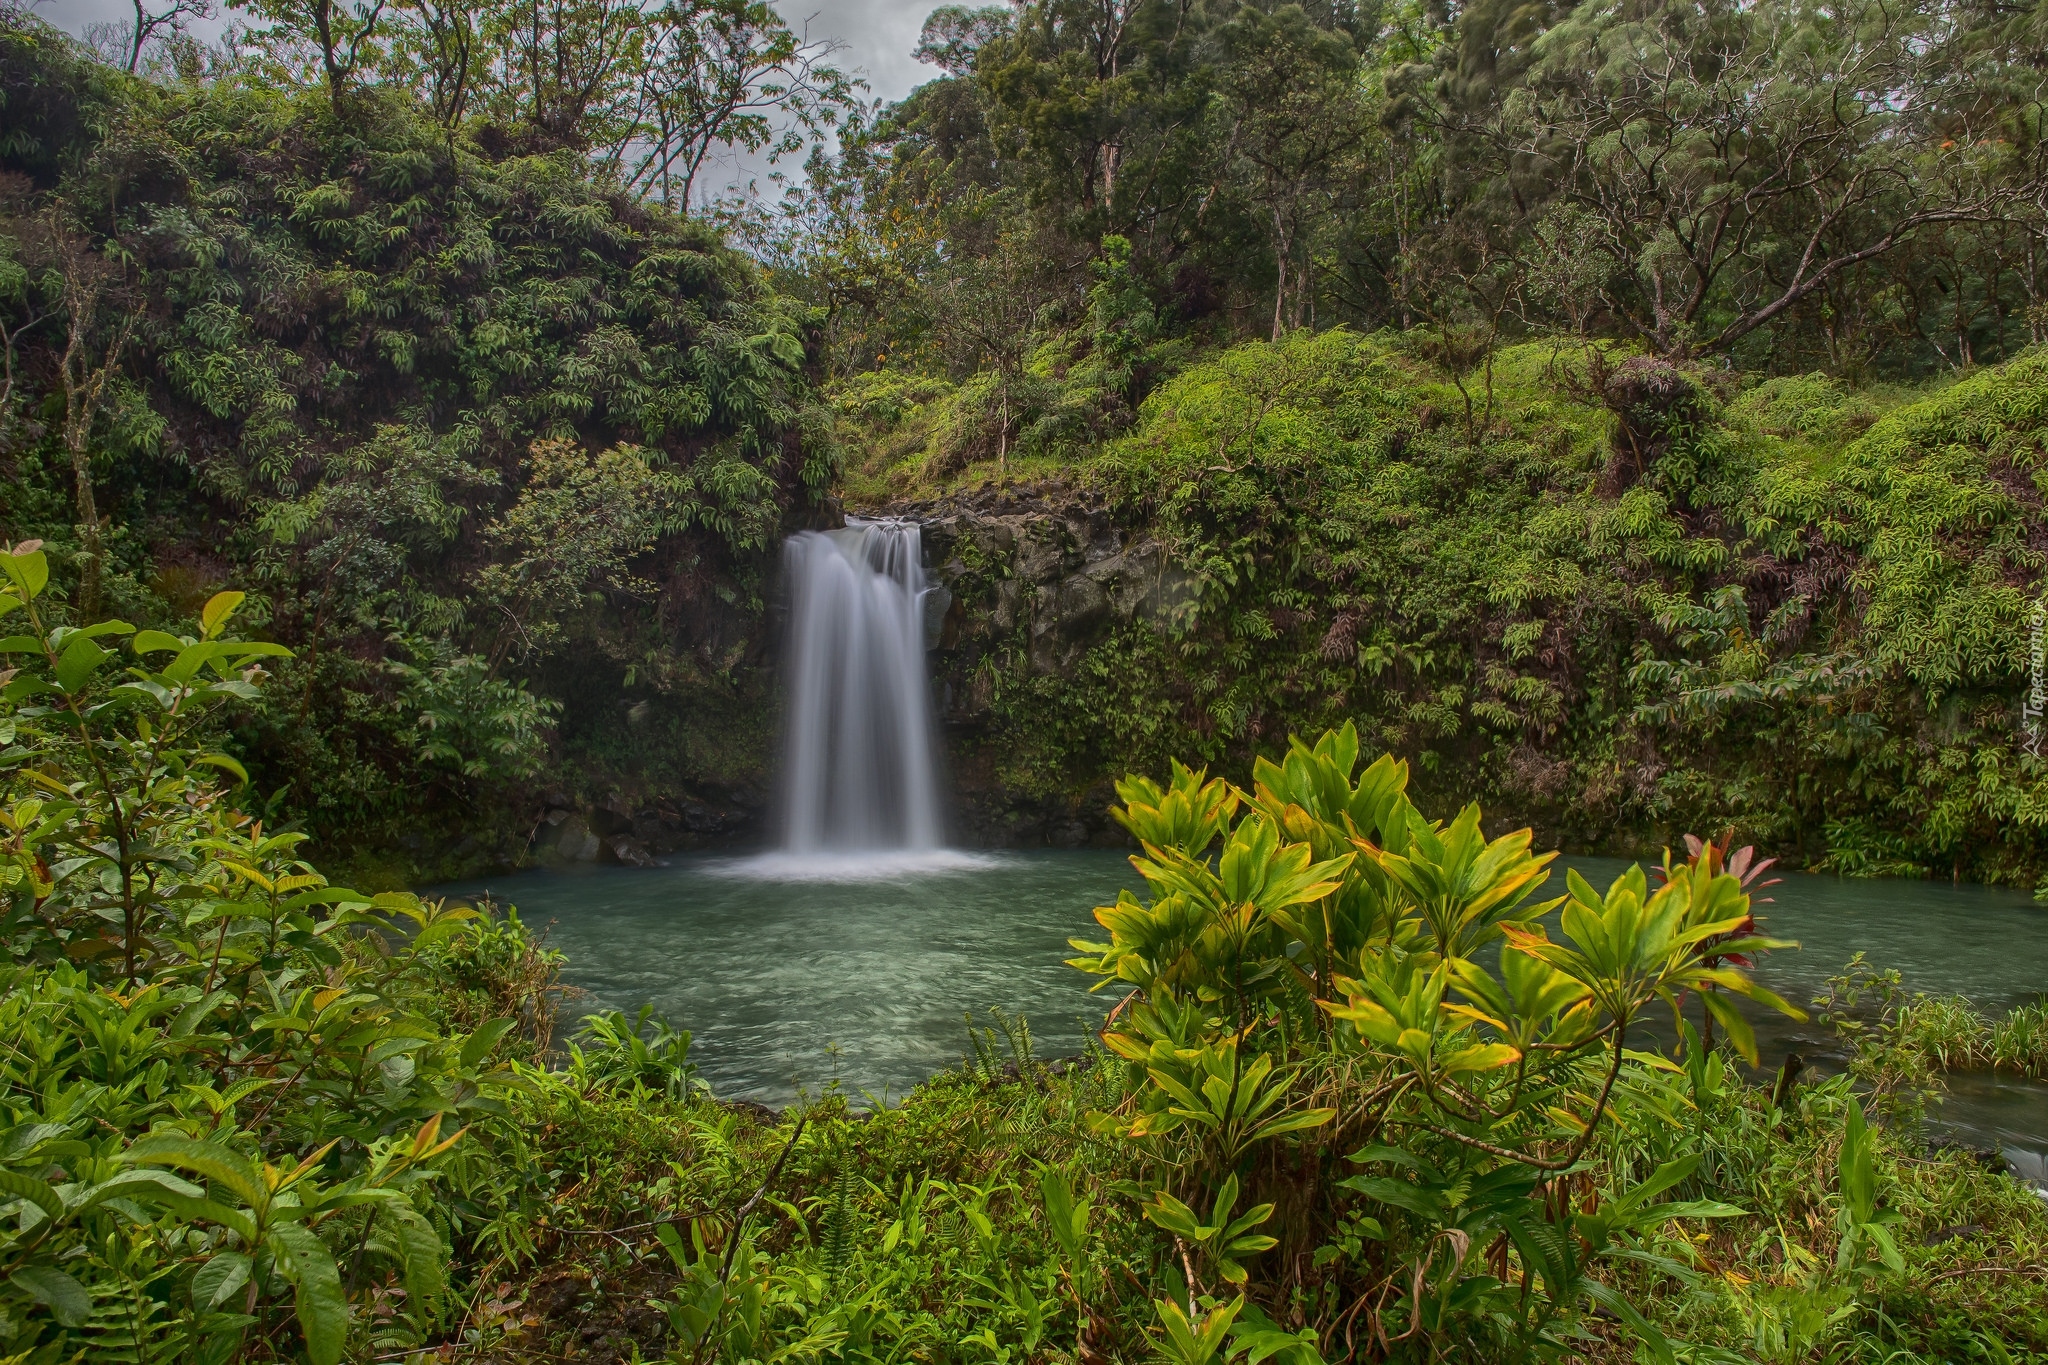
[{"left": 775, "top": 518, "right": 945, "bottom": 857}]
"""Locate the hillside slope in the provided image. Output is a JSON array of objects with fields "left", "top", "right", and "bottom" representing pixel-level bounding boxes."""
[
  {"left": 860, "top": 333, "right": 2048, "bottom": 883},
  {"left": 0, "top": 17, "right": 828, "bottom": 878}
]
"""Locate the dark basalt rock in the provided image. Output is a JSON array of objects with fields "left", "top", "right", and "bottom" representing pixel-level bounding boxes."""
[
  {"left": 1923, "top": 1222, "right": 1985, "bottom": 1245},
  {"left": 721, "top": 1098, "right": 782, "bottom": 1124},
  {"left": 603, "top": 835, "right": 655, "bottom": 867},
  {"left": 877, "top": 483, "right": 1198, "bottom": 846},
  {"left": 525, "top": 787, "right": 763, "bottom": 865}
]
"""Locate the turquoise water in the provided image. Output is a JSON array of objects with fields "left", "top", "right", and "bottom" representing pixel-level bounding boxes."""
[
  {"left": 445, "top": 851, "right": 1129, "bottom": 1104},
  {"left": 442, "top": 849, "right": 2048, "bottom": 1166}
]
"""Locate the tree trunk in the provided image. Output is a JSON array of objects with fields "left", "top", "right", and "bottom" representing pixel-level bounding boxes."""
[
  {"left": 62, "top": 422, "right": 105, "bottom": 621},
  {"left": 315, "top": 0, "right": 346, "bottom": 102},
  {"left": 1271, "top": 206, "right": 1291, "bottom": 343},
  {"left": 54, "top": 225, "right": 136, "bottom": 622}
]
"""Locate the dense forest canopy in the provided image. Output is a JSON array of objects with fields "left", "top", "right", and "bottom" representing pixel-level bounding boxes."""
[
  {"left": 777, "top": 0, "right": 2048, "bottom": 390},
  {"left": 1, "top": 1, "right": 850, "bottom": 874}
]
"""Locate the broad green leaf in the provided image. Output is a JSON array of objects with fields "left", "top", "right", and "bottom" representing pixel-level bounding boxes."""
[
  {"left": 1582, "top": 1279, "right": 1672, "bottom": 1365},
  {"left": 1250, "top": 1107, "right": 1336, "bottom": 1140},
  {"left": 1143, "top": 1190, "right": 1211, "bottom": 1240},
  {"left": 2, "top": 548, "right": 48, "bottom": 598},
  {"left": 1614, "top": 1155, "right": 1697, "bottom": 1211},
  {"left": 123, "top": 1135, "right": 267, "bottom": 1207},
  {"left": 459, "top": 1017, "right": 517, "bottom": 1069},
  {"left": 73, "top": 620, "right": 135, "bottom": 640},
  {"left": 10, "top": 1265, "right": 89, "bottom": 1327},
  {"left": 192, "top": 1251, "right": 252, "bottom": 1309},
  {"left": 1343, "top": 1143, "right": 1424, "bottom": 1170},
  {"left": 200, "top": 591, "right": 246, "bottom": 638},
  {"left": 1439, "top": 1043, "right": 1521, "bottom": 1076},
  {"left": 0, "top": 1169, "right": 65, "bottom": 1223},
  {"left": 128, "top": 1189, "right": 260, "bottom": 1244},
  {"left": 1336, "top": 1175, "right": 1443, "bottom": 1219},
  {"left": 195, "top": 753, "right": 250, "bottom": 785},
  {"left": 163, "top": 641, "right": 228, "bottom": 684},
  {"left": 1698, "top": 991, "right": 1758, "bottom": 1065},
  {"left": 269, "top": 1219, "right": 347, "bottom": 1365},
  {"left": 171, "top": 989, "right": 233, "bottom": 1038},
  {"left": 75, "top": 1167, "right": 208, "bottom": 1213},
  {"left": 53, "top": 637, "right": 109, "bottom": 694},
  {"left": 3, "top": 1123, "right": 71, "bottom": 1159},
  {"left": 1651, "top": 1199, "right": 1747, "bottom": 1220}
]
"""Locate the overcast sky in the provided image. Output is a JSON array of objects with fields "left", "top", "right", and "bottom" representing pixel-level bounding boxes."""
[{"left": 31, "top": 0, "right": 941, "bottom": 198}]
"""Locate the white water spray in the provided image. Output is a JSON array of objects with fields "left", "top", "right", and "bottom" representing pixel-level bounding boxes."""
[{"left": 769, "top": 518, "right": 952, "bottom": 868}]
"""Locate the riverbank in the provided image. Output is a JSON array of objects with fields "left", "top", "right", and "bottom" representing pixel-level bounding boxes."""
[{"left": 464, "top": 1012, "right": 2048, "bottom": 1364}]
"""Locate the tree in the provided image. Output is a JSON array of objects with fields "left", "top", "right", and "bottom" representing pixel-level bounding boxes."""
[
  {"left": 389, "top": 0, "right": 492, "bottom": 127},
  {"left": 1497, "top": 0, "right": 2047, "bottom": 356},
  {"left": 473, "top": 439, "right": 688, "bottom": 663},
  {"left": 490, "top": 0, "right": 642, "bottom": 148},
  {"left": 122, "top": 0, "right": 214, "bottom": 72},
  {"left": 913, "top": 4, "right": 1012, "bottom": 75},
  {"left": 243, "top": 0, "right": 394, "bottom": 99},
  {"left": 923, "top": 220, "right": 1045, "bottom": 467},
  {"left": 612, "top": 0, "right": 858, "bottom": 211},
  {"left": 49, "top": 210, "right": 137, "bottom": 621},
  {"left": 80, "top": 0, "right": 216, "bottom": 73},
  {"left": 979, "top": 0, "right": 1200, "bottom": 228},
  {"left": 1213, "top": 4, "right": 1372, "bottom": 339}
]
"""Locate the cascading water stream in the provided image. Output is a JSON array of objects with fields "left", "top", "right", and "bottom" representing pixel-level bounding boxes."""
[{"left": 771, "top": 518, "right": 949, "bottom": 864}]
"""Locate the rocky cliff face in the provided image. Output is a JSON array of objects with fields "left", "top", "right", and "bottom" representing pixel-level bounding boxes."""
[
  {"left": 522, "top": 481, "right": 1189, "bottom": 864},
  {"left": 895, "top": 481, "right": 1198, "bottom": 846}
]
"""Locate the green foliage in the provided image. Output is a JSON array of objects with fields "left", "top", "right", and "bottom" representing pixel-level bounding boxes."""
[
  {"left": 1069, "top": 722, "right": 1810, "bottom": 1355},
  {"left": 1834, "top": 1101, "right": 1905, "bottom": 1278},
  {"left": 1141, "top": 1175, "right": 1276, "bottom": 1287},
  {"left": 0, "top": 21, "right": 830, "bottom": 873},
  {"left": 0, "top": 545, "right": 554, "bottom": 1362},
  {"left": 570, "top": 1004, "right": 708, "bottom": 1101},
  {"left": 925, "top": 333, "right": 2048, "bottom": 884},
  {"left": 1887, "top": 991, "right": 2048, "bottom": 1081}
]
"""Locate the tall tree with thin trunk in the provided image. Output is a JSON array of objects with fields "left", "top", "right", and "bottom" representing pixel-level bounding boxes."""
[
  {"left": 245, "top": 0, "right": 393, "bottom": 100},
  {"left": 611, "top": 0, "right": 856, "bottom": 211},
  {"left": 124, "top": 0, "right": 214, "bottom": 72},
  {"left": 51, "top": 215, "right": 138, "bottom": 621},
  {"left": 1214, "top": 4, "right": 1371, "bottom": 340}
]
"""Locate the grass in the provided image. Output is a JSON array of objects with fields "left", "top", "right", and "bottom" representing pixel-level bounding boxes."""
[{"left": 1897, "top": 995, "right": 2048, "bottom": 1082}]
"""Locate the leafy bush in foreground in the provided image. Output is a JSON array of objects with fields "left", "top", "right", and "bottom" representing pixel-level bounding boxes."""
[{"left": 0, "top": 542, "right": 539, "bottom": 1362}]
